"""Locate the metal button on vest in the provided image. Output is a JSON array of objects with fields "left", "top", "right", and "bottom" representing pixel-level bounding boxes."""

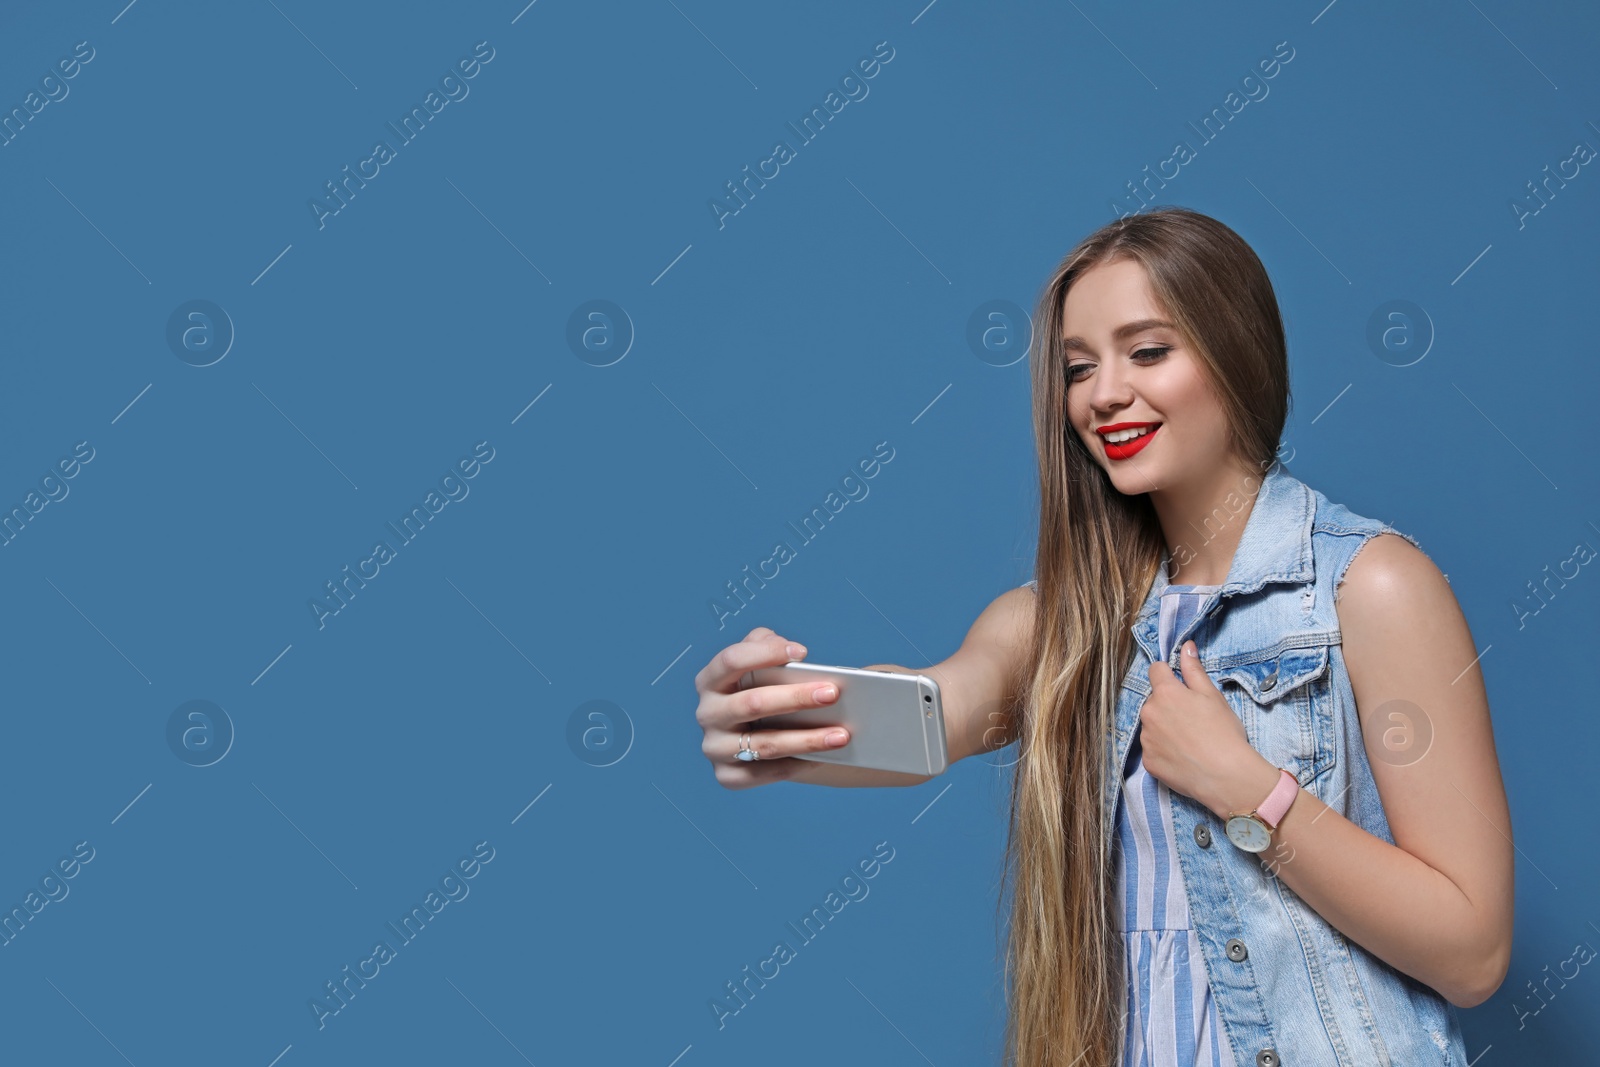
[
  {"left": 1261, "top": 670, "right": 1278, "bottom": 691},
  {"left": 1225, "top": 937, "right": 1248, "bottom": 962},
  {"left": 1255, "top": 1049, "right": 1280, "bottom": 1067},
  {"left": 1194, "top": 823, "right": 1212, "bottom": 848}
]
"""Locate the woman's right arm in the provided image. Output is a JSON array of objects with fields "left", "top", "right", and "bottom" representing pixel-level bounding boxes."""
[{"left": 694, "top": 586, "right": 1036, "bottom": 790}]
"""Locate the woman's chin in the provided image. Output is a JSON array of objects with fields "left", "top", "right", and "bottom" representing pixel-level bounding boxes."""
[{"left": 1104, "top": 462, "right": 1165, "bottom": 495}]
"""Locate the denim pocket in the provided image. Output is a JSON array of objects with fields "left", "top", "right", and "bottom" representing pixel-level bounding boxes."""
[{"left": 1211, "top": 642, "right": 1334, "bottom": 783}]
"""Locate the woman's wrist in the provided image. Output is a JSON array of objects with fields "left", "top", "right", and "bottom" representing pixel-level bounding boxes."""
[{"left": 1203, "top": 747, "right": 1283, "bottom": 821}]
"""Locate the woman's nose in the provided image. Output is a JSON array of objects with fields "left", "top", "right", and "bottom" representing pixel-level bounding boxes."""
[{"left": 1088, "top": 360, "right": 1132, "bottom": 411}]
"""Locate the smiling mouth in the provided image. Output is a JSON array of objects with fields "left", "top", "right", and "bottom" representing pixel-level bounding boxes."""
[{"left": 1098, "top": 422, "right": 1161, "bottom": 460}]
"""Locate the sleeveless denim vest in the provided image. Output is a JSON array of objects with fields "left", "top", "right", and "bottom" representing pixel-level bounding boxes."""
[{"left": 1108, "top": 459, "right": 1469, "bottom": 1067}]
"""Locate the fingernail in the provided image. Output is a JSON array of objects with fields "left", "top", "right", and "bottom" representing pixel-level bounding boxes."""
[
  {"left": 815, "top": 684, "right": 837, "bottom": 701},
  {"left": 826, "top": 729, "right": 847, "bottom": 745},
  {"left": 786, "top": 643, "right": 805, "bottom": 659}
]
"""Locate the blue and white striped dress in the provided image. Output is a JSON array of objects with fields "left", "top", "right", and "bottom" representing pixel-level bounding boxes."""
[{"left": 1115, "top": 583, "right": 1237, "bottom": 1067}]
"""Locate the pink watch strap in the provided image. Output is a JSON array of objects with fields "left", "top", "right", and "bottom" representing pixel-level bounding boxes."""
[{"left": 1256, "top": 768, "right": 1299, "bottom": 828}]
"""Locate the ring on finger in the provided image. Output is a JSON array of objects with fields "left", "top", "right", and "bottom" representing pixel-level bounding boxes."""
[{"left": 736, "top": 730, "right": 761, "bottom": 762}]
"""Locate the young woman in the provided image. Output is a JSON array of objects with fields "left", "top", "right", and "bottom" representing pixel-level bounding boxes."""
[{"left": 693, "top": 208, "right": 1512, "bottom": 1067}]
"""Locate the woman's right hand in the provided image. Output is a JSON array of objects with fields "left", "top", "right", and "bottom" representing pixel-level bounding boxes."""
[{"left": 694, "top": 627, "right": 852, "bottom": 790}]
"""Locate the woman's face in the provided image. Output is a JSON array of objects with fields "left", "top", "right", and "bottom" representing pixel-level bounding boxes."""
[{"left": 1061, "top": 257, "right": 1235, "bottom": 497}]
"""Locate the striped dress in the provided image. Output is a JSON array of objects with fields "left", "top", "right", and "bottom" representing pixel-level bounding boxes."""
[{"left": 1116, "top": 582, "right": 1236, "bottom": 1067}]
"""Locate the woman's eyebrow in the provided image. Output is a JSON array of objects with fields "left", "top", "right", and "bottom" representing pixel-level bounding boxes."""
[{"left": 1061, "top": 318, "right": 1177, "bottom": 353}]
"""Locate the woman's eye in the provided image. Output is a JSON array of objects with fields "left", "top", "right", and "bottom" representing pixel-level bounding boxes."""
[
  {"left": 1068, "top": 347, "right": 1171, "bottom": 383},
  {"left": 1067, "top": 347, "right": 1167, "bottom": 383}
]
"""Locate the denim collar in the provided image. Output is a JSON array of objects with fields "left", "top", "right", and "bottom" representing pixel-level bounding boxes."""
[{"left": 1135, "top": 459, "right": 1315, "bottom": 633}]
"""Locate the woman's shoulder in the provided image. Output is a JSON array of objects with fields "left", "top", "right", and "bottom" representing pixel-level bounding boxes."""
[
  {"left": 1334, "top": 526, "right": 1448, "bottom": 609},
  {"left": 1297, "top": 478, "right": 1436, "bottom": 593}
]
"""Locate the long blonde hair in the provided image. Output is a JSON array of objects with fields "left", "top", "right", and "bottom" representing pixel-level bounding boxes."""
[{"left": 999, "top": 207, "right": 1290, "bottom": 1067}]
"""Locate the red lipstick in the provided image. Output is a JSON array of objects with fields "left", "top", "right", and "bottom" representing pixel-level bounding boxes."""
[{"left": 1096, "top": 421, "right": 1161, "bottom": 461}]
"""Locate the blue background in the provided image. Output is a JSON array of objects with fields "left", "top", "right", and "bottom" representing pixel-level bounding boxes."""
[{"left": 1, "top": 0, "right": 1596, "bottom": 1064}]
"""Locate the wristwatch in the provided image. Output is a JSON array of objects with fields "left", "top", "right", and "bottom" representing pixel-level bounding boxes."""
[{"left": 1224, "top": 768, "right": 1299, "bottom": 853}]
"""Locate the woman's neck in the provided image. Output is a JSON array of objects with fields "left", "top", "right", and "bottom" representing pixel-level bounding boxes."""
[{"left": 1153, "top": 457, "right": 1264, "bottom": 587}]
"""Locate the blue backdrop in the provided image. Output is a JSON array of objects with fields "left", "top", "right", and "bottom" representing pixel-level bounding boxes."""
[{"left": 1, "top": 1, "right": 1595, "bottom": 1064}]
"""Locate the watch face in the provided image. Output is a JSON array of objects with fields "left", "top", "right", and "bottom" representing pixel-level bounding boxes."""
[{"left": 1226, "top": 815, "right": 1271, "bottom": 853}]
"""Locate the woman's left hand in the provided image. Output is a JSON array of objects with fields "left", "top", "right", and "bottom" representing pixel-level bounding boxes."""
[{"left": 1139, "top": 640, "right": 1277, "bottom": 818}]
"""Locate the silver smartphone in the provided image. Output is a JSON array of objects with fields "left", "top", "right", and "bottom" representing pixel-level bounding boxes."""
[{"left": 736, "top": 661, "right": 948, "bottom": 777}]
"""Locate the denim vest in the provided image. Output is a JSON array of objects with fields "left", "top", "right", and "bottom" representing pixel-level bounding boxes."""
[{"left": 1110, "top": 460, "right": 1470, "bottom": 1067}]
